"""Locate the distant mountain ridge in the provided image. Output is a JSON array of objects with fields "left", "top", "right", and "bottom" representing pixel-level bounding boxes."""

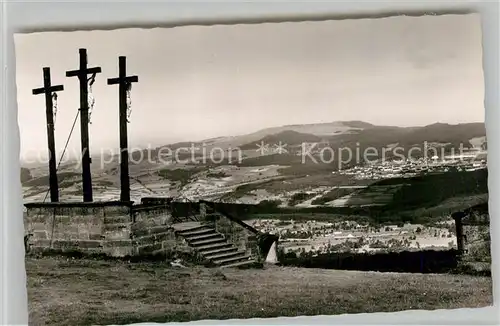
[
  {"left": 21, "top": 120, "right": 487, "bottom": 178},
  {"left": 98, "top": 120, "right": 487, "bottom": 167},
  {"left": 235, "top": 121, "right": 486, "bottom": 152},
  {"left": 239, "top": 130, "right": 323, "bottom": 150}
]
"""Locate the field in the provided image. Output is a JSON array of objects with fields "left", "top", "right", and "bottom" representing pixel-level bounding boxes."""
[{"left": 27, "top": 257, "right": 492, "bottom": 325}]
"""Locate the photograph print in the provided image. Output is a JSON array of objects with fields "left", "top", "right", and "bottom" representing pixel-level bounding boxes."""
[{"left": 16, "top": 12, "right": 492, "bottom": 325}]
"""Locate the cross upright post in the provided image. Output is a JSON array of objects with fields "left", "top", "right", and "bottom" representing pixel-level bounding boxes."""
[
  {"left": 33, "top": 67, "right": 64, "bottom": 203},
  {"left": 66, "top": 48, "right": 102, "bottom": 202},
  {"left": 107, "top": 56, "right": 138, "bottom": 203}
]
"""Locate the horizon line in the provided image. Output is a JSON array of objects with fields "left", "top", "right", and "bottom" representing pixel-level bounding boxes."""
[{"left": 20, "top": 119, "right": 486, "bottom": 164}]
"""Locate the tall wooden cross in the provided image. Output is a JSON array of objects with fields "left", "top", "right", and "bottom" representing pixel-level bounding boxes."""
[
  {"left": 107, "top": 56, "right": 138, "bottom": 202},
  {"left": 32, "top": 67, "right": 64, "bottom": 203},
  {"left": 66, "top": 48, "right": 102, "bottom": 202}
]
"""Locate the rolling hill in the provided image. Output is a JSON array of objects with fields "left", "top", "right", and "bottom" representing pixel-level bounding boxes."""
[
  {"left": 153, "top": 121, "right": 486, "bottom": 159},
  {"left": 239, "top": 130, "right": 323, "bottom": 150},
  {"left": 21, "top": 120, "right": 487, "bottom": 192}
]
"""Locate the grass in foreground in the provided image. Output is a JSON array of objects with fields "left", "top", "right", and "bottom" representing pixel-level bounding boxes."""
[{"left": 26, "top": 257, "right": 492, "bottom": 326}]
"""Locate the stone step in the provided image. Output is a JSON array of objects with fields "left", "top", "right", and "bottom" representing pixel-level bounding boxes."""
[
  {"left": 215, "top": 254, "right": 251, "bottom": 266},
  {"left": 196, "top": 242, "right": 233, "bottom": 252},
  {"left": 201, "top": 246, "right": 238, "bottom": 257},
  {"left": 220, "top": 259, "right": 257, "bottom": 269},
  {"left": 175, "top": 225, "right": 211, "bottom": 235},
  {"left": 174, "top": 221, "right": 258, "bottom": 269},
  {"left": 180, "top": 228, "right": 216, "bottom": 237},
  {"left": 190, "top": 237, "right": 226, "bottom": 247},
  {"left": 184, "top": 232, "right": 221, "bottom": 242},
  {"left": 208, "top": 250, "right": 247, "bottom": 262},
  {"left": 172, "top": 222, "right": 210, "bottom": 235}
]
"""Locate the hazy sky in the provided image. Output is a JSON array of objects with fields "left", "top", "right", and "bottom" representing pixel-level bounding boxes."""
[{"left": 15, "top": 13, "right": 485, "bottom": 159}]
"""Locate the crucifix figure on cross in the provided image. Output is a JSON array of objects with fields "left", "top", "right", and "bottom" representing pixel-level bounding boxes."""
[
  {"left": 32, "top": 67, "right": 64, "bottom": 203},
  {"left": 87, "top": 71, "right": 97, "bottom": 124},
  {"left": 51, "top": 92, "right": 59, "bottom": 123},
  {"left": 66, "top": 48, "right": 102, "bottom": 202},
  {"left": 108, "top": 56, "right": 138, "bottom": 203},
  {"left": 125, "top": 81, "right": 133, "bottom": 123}
]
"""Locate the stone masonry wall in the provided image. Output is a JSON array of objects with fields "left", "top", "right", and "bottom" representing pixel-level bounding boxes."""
[
  {"left": 25, "top": 200, "right": 261, "bottom": 263},
  {"left": 24, "top": 202, "right": 133, "bottom": 257},
  {"left": 133, "top": 205, "right": 173, "bottom": 225},
  {"left": 212, "top": 213, "right": 261, "bottom": 262},
  {"left": 131, "top": 206, "right": 193, "bottom": 257},
  {"left": 24, "top": 202, "right": 193, "bottom": 259}
]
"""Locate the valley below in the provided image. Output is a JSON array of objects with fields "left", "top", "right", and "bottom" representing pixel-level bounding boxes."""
[{"left": 21, "top": 120, "right": 489, "bottom": 256}]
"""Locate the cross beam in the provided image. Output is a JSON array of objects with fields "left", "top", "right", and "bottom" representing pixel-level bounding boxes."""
[
  {"left": 66, "top": 48, "right": 102, "bottom": 202},
  {"left": 107, "top": 56, "right": 138, "bottom": 203},
  {"left": 33, "top": 67, "right": 64, "bottom": 202}
]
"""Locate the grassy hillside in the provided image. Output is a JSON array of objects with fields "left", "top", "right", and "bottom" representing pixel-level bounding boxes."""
[
  {"left": 26, "top": 257, "right": 492, "bottom": 325},
  {"left": 157, "top": 167, "right": 205, "bottom": 186},
  {"left": 222, "top": 169, "right": 489, "bottom": 224},
  {"left": 311, "top": 188, "right": 358, "bottom": 205},
  {"left": 401, "top": 123, "right": 486, "bottom": 148},
  {"left": 370, "top": 169, "right": 488, "bottom": 212},
  {"left": 22, "top": 172, "right": 80, "bottom": 187}
]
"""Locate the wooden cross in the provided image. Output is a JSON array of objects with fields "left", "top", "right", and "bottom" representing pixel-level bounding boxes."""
[
  {"left": 66, "top": 48, "right": 102, "bottom": 202},
  {"left": 32, "top": 67, "right": 64, "bottom": 203},
  {"left": 107, "top": 56, "right": 138, "bottom": 203}
]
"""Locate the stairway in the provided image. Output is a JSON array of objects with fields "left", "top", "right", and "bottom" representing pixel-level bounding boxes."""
[{"left": 174, "top": 222, "right": 257, "bottom": 268}]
